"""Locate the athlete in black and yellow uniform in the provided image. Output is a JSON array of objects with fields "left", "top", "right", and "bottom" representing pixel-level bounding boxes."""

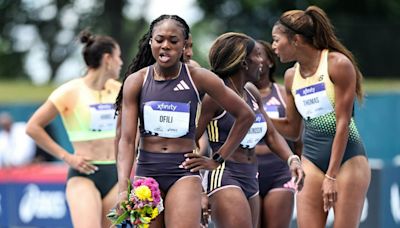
[
  {"left": 206, "top": 87, "right": 267, "bottom": 199},
  {"left": 185, "top": 32, "right": 304, "bottom": 228},
  {"left": 271, "top": 6, "right": 370, "bottom": 228},
  {"left": 255, "top": 40, "right": 302, "bottom": 228}
]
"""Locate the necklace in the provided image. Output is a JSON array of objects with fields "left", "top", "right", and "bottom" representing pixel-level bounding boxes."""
[
  {"left": 228, "top": 77, "right": 244, "bottom": 98},
  {"left": 154, "top": 63, "right": 182, "bottom": 80}
]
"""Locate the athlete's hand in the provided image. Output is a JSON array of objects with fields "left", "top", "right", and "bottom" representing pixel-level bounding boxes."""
[
  {"left": 116, "top": 190, "right": 129, "bottom": 215},
  {"left": 200, "top": 192, "right": 211, "bottom": 228},
  {"left": 322, "top": 176, "right": 337, "bottom": 212},
  {"left": 180, "top": 153, "right": 220, "bottom": 171},
  {"left": 289, "top": 159, "right": 305, "bottom": 191},
  {"left": 64, "top": 153, "right": 98, "bottom": 175}
]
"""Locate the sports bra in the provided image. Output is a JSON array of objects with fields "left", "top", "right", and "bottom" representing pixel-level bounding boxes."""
[{"left": 49, "top": 78, "right": 121, "bottom": 142}]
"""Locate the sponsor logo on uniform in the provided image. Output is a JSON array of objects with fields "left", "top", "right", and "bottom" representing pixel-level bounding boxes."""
[{"left": 173, "top": 80, "right": 190, "bottom": 91}]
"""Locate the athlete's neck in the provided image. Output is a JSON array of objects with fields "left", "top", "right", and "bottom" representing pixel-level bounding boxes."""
[
  {"left": 84, "top": 69, "right": 109, "bottom": 91},
  {"left": 154, "top": 62, "right": 182, "bottom": 80},
  {"left": 297, "top": 48, "right": 322, "bottom": 78}
]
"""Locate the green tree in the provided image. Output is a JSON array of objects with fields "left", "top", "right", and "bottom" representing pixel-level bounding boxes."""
[
  {"left": 194, "top": 0, "right": 400, "bottom": 77},
  {"left": 0, "top": 0, "right": 149, "bottom": 83}
]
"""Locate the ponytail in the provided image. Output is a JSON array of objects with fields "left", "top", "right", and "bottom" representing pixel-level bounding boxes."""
[
  {"left": 277, "top": 6, "right": 364, "bottom": 102},
  {"left": 306, "top": 6, "right": 363, "bottom": 101}
]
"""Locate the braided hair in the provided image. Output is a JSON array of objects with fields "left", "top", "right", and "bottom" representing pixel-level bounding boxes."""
[{"left": 114, "top": 15, "right": 190, "bottom": 113}]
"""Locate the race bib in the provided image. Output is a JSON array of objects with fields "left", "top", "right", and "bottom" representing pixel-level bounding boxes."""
[
  {"left": 143, "top": 101, "right": 190, "bottom": 138},
  {"left": 240, "top": 113, "right": 267, "bottom": 148},
  {"left": 265, "top": 105, "right": 280, "bottom": 119},
  {"left": 89, "top": 103, "right": 116, "bottom": 131},
  {"left": 294, "top": 82, "right": 334, "bottom": 119}
]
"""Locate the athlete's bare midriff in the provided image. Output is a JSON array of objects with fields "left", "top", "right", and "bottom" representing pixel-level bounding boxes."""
[
  {"left": 140, "top": 136, "right": 195, "bottom": 153},
  {"left": 72, "top": 138, "right": 115, "bottom": 161}
]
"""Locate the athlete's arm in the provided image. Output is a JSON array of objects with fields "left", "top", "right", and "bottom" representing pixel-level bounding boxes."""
[
  {"left": 246, "top": 82, "right": 304, "bottom": 190},
  {"left": 117, "top": 72, "right": 143, "bottom": 192},
  {"left": 192, "top": 68, "right": 255, "bottom": 161},
  {"left": 325, "top": 52, "right": 356, "bottom": 178},
  {"left": 26, "top": 101, "right": 69, "bottom": 161},
  {"left": 271, "top": 67, "right": 303, "bottom": 140}
]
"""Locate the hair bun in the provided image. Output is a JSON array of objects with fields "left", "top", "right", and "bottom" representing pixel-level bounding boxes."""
[{"left": 79, "top": 30, "right": 95, "bottom": 45}]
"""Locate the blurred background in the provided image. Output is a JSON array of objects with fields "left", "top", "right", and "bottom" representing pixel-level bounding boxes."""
[{"left": 0, "top": 0, "right": 399, "bottom": 227}]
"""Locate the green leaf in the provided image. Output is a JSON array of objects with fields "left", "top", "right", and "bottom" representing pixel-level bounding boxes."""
[
  {"left": 127, "top": 179, "right": 133, "bottom": 198},
  {"left": 114, "top": 211, "right": 129, "bottom": 225}
]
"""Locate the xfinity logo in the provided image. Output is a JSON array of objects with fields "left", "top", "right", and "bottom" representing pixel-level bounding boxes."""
[
  {"left": 302, "top": 87, "right": 316, "bottom": 96},
  {"left": 157, "top": 103, "right": 177, "bottom": 111},
  {"left": 19, "top": 184, "right": 67, "bottom": 223}
]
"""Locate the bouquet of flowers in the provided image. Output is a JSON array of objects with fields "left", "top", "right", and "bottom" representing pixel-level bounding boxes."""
[{"left": 107, "top": 177, "right": 164, "bottom": 228}]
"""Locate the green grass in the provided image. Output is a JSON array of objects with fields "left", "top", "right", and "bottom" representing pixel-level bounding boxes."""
[
  {"left": 0, "top": 78, "right": 399, "bottom": 103},
  {"left": 0, "top": 80, "right": 57, "bottom": 103},
  {"left": 363, "top": 78, "right": 400, "bottom": 93}
]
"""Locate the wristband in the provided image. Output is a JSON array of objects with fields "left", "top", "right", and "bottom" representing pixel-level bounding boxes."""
[
  {"left": 325, "top": 174, "right": 336, "bottom": 181},
  {"left": 212, "top": 152, "right": 225, "bottom": 164},
  {"left": 287, "top": 154, "right": 300, "bottom": 167}
]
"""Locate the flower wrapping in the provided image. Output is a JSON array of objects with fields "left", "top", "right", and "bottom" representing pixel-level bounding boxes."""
[{"left": 107, "top": 177, "right": 164, "bottom": 228}]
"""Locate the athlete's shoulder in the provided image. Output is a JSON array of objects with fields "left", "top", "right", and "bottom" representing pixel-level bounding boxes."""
[
  {"left": 328, "top": 51, "right": 352, "bottom": 69},
  {"left": 105, "top": 78, "right": 122, "bottom": 91},
  {"left": 327, "top": 51, "right": 355, "bottom": 82},
  {"left": 124, "top": 67, "right": 148, "bottom": 85},
  {"left": 53, "top": 78, "right": 82, "bottom": 94},
  {"left": 283, "top": 66, "right": 296, "bottom": 93},
  {"left": 245, "top": 82, "right": 262, "bottom": 102}
]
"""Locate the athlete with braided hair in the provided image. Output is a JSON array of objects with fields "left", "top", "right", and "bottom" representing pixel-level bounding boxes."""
[{"left": 115, "top": 15, "right": 255, "bottom": 227}]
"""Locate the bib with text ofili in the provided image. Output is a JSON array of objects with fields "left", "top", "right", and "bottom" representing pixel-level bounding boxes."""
[{"left": 143, "top": 101, "right": 190, "bottom": 138}]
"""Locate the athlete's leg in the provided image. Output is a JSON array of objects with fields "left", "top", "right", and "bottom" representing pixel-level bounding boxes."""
[
  {"left": 333, "top": 156, "right": 370, "bottom": 228},
  {"left": 296, "top": 158, "right": 328, "bottom": 228},
  {"left": 248, "top": 193, "right": 260, "bottom": 228},
  {"left": 210, "top": 186, "right": 253, "bottom": 228},
  {"left": 262, "top": 189, "right": 294, "bottom": 228},
  {"left": 66, "top": 177, "right": 103, "bottom": 228},
  {"left": 164, "top": 176, "right": 202, "bottom": 228},
  {"left": 102, "top": 184, "right": 118, "bottom": 228}
]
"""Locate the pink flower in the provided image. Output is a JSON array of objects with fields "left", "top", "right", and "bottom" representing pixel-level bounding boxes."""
[
  {"left": 144, "top": 177, "right": 156, "bottom": 186},
  {"left": 152, "top": 192, "right": 161, "bottom": 204},
  {"left": 134, "top": 179, "right": 144, "bottom": 187}
]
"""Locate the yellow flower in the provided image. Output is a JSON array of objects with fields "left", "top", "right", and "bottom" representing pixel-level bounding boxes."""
[
  {"left": 135, "top": 186, "right": 152, "bottom": 201},
  {"left": 140, "top": 224, "right": 149, "bottom": 228},
  {"left": 141, "top": 216, "right": 152, "bottom": 224},
  {"left": 151, "top": 207, "right": 159, "bottom": 219}
]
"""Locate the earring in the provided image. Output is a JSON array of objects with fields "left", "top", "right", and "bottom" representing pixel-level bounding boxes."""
[
  {"left": 148, "top": 39, "right": 152, "bottom": 45},
  {"left": 268, "top": 64, "right": 273, "bottom": 68},
  {"left": 245, "top": 66, "right": 249, "bottom": 71}
]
